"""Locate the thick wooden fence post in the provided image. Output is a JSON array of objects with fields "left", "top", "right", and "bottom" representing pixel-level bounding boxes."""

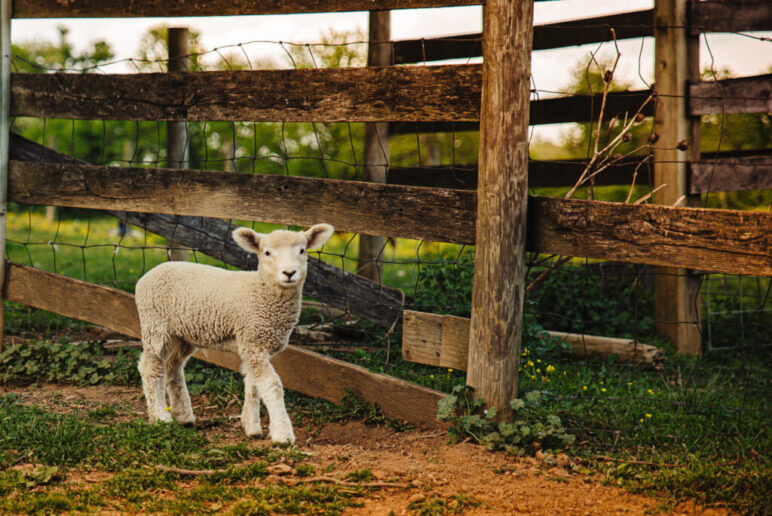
[
  {"left": 653, "top": 0, "right": 701, "bottom": 354},
  {"left": 0, "top": 0, "right": 10, "bottom": 349},
  {"left": 357, "top": 10, "right": 391, "bottom": 282},
  {"left": 467, "top": 0, "right": 534, "bottom": 420},
  {"left": 167, "top": 27, "right": 190, "bottom": 262}
]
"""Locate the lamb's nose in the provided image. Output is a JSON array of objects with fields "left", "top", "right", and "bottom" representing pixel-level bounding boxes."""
[{"left": 283, "top": 270, "right": 296, "bottom": 280}]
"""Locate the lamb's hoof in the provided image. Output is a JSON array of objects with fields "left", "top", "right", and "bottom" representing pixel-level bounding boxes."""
[
  {"left": 151, "top": 412, "right": 174, "bottom": 424},
  {"left": 269, "top": 424, "right": 296, "bottom": 445},
  {"left": 242, "top": 422, "right": 263, "bottom": 438},
  {"left": 174, "top": 413, "right": 196, "bottom": 427}
]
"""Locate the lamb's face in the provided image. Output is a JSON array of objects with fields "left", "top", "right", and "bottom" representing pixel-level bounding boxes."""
[{"left": 232, "top": 224, "right": 335, "bottom": 288}]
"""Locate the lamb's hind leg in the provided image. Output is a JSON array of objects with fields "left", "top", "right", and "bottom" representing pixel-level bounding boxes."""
[
  {"left": 138, "top": 335, "right": 172, "bottom": 423},
  {"left": 166, "top": 338, "right": 196, "bottom": 426}
]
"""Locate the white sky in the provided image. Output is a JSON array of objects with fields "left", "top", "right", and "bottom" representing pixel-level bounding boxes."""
[{"left": 11, "top": 0, "right": 772, "bottom": 142}]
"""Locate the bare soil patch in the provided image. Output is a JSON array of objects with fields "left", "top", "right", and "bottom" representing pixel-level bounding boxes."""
[{"left": 1, "top": 384, "right": 734, "bottom": 515}]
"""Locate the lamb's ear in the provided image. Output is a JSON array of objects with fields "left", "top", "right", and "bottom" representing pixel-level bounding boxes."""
[
  {"left": 232, "top": 227, "right": 262, "bottom": 254},
  {"left": 304, "top": 224, "right": 334, "bottom": 250}
]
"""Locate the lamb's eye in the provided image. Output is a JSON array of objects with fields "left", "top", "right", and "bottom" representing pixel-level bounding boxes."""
[
  {"left": 299, "top": 248, "right": 305, "bottom": 255},
  {"left": 264, "top": 250, "right": 271, "bottom": 257}
]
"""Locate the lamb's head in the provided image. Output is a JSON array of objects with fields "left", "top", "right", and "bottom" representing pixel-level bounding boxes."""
[{"left": 232, "top": 224, "right": 334, "bottom": 288}]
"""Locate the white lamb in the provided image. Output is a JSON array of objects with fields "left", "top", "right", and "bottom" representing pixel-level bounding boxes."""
[{"left": 134, "top": 223, "right": 334, "bottom": 444}]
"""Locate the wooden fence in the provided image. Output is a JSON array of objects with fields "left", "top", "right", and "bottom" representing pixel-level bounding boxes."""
[{"left": 1, "top": 0, "right": 771, "bottom": 424}]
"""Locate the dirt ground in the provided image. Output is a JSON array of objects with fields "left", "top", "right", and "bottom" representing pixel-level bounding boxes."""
[{"left": 2, "top": 384, "right": 734, "bottom": 516}]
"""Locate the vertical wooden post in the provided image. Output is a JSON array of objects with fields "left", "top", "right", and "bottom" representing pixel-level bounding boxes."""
[
  {"left": 357, "top": 10, "right": 391, "bottom": 282},
  {"left": 653, "top": 0, "right": 701, "bottom": 354},
  {"left": 0, "top": 0, "right": 11, "bottom": 349},
  {"left": 467, "top": 0, "right": 534, "bottom": 420},
  {"left": 167, "top": 27, "right": 190, "bottom": 262}
]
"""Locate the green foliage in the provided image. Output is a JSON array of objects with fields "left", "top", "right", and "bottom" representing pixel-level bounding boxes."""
[
  {"left": 437, "top": 386, "right": 575, "bottom": 456},
  {"left": 407, "top": 493, "right": 481, "bottom": 515},
  {"left": 300, "top": 389, "right": 413, "bottom": 432},
  {"left": 11, "top": 26, "right": 113, "bottom": 73},
  {"left": 0, "top": 339, "right": 124, "bottom": 386},
  {"left": 528, "top": 264, "right": 659, "bottom": 342},
  {"left": 413, "top": 250, "right": 474, "bottom": 317}
]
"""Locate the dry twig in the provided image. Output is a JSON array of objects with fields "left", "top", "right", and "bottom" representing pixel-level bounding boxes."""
[{"left": 298, "top": 476, "right": 408, "bottom": 489}]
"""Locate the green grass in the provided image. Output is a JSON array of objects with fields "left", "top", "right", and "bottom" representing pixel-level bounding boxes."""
[{"left": 0, "top": 394, "right": 369, "bottom": 515}]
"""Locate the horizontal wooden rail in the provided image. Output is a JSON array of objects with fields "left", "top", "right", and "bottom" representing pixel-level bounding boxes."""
[
  {"left": 13, "top": 0, "right": 482, "bottom": 18},
  {"left": 8, "top": 160, "right": 478, "bottom": 244},
  {"left": 402, "top": 310, "right": 664, "bottom": 368},
  {"left": 9, "top": 133, "right": 407, "bottom": 329},
  {"left": 387, "top": 160, "right": 651, "bottom": 189},
  {"left": 690, "top": 153, "right": 772, "bottom": 194},
  {"left": 689, "top": 73, "right": 772, "bottom": 116},
  {"left": 8, "top": 157, "right": 770, "bottom": 275},
  {"left": 527, "top": 197, "right": 772, "bottom": 277},
  {"left": 3, "top": 262, "right": 445, "bottom": 428},
  {"left": 690, "top": 0, "right": 772, "bottom": 34},
  {"left": 11, "top": 65, "right": 481, "bottom": 122},
  {"left": 390, "top": 89, "right": 653, "bottom": 133},
  {"left": 389, "top": 151, "right": 771, "bottom": 192},
  {"left": 393, "top": 9, "right": 652, "bottom": 64}
]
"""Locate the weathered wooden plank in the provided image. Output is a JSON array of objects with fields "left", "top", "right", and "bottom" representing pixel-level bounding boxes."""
[
  {"left": 4, "top": 262, "right": 142, "bottom": 338},
  {"left": 467, "top": 0, "right": 533, "bottom": 420},
  {"left": 690, "top": 0, "right": 772, "bottom": 34},
  {"left": 387, "top": 160, "right": 652, "bottom": 189},
  {"left": 8, "top": 136, "right": 770, "bottom": 277},
  {"left": 402, "top": 310, "right": 664, "bottom": 368},
  {"left": 690, "top": 154, "right": 772, "bottom": 193},
  {"left": 527, "top": 197, "right": 772, "bottom": 277},
  {"left": 4, "top": 262, "right": 445, "bottom": 428},
  {"left": 390, "top": 90, "right": 653, "bottom": 133},
  {"left": 393, "top": 9, "right": 652, "bottom": 64},
  {"left": 689, "top": 74, "right": 772, "bottom": 116},
  {"left": 8, "top": 133, "right": 406, "bottom": 329},
  {"left": 13, "top": 0, "right": 482, "bottom": 18},
  {"left": 8, "top": 160, "right": 478, "bottom": 244},
  {"left": 11, "top": 65, "right": 481, "bottom": 123}
]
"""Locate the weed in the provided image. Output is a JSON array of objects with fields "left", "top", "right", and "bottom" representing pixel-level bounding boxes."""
[
  {"left": 407, "top": 493, "right": 481, "bottom": 515},
  {"left": 438, "top": 386, "right": 575, "bottom": 456}
]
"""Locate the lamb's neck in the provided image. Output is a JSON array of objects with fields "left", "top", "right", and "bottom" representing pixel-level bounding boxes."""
[{"left": 252, "top": 274, "right": 303, "bottom": 304}]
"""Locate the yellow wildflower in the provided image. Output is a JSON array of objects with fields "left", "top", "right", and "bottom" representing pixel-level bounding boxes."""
[
  {"left": 645, "top": 413, "right": 652, "bottom": 419},
  {"left": 546, "top": 365, "right": 556, "bottom": 373},
  {"left": 647, "top": 389, "right": 654, "bottom": 395},
  {"left": 601, "top": 388, "right": 606, "bottom": 393},
  {"left": 582, "top": 386, "right": 588, "bottom": 391}
]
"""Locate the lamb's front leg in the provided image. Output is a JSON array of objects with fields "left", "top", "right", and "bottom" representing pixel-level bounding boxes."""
[
  {"left": 241, "top": 372, "right": 262, "bottom": 438},
  {"left": 243, "top": 354, "right": 294, "bottom": 444}
]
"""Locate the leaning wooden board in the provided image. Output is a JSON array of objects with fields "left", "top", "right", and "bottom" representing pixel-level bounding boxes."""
[
  {"left": 4, "top": 263, "right": 445, "bottom": 428},
  {"left": 402, "top": 310, "right": 664, "bottom": 369}
]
